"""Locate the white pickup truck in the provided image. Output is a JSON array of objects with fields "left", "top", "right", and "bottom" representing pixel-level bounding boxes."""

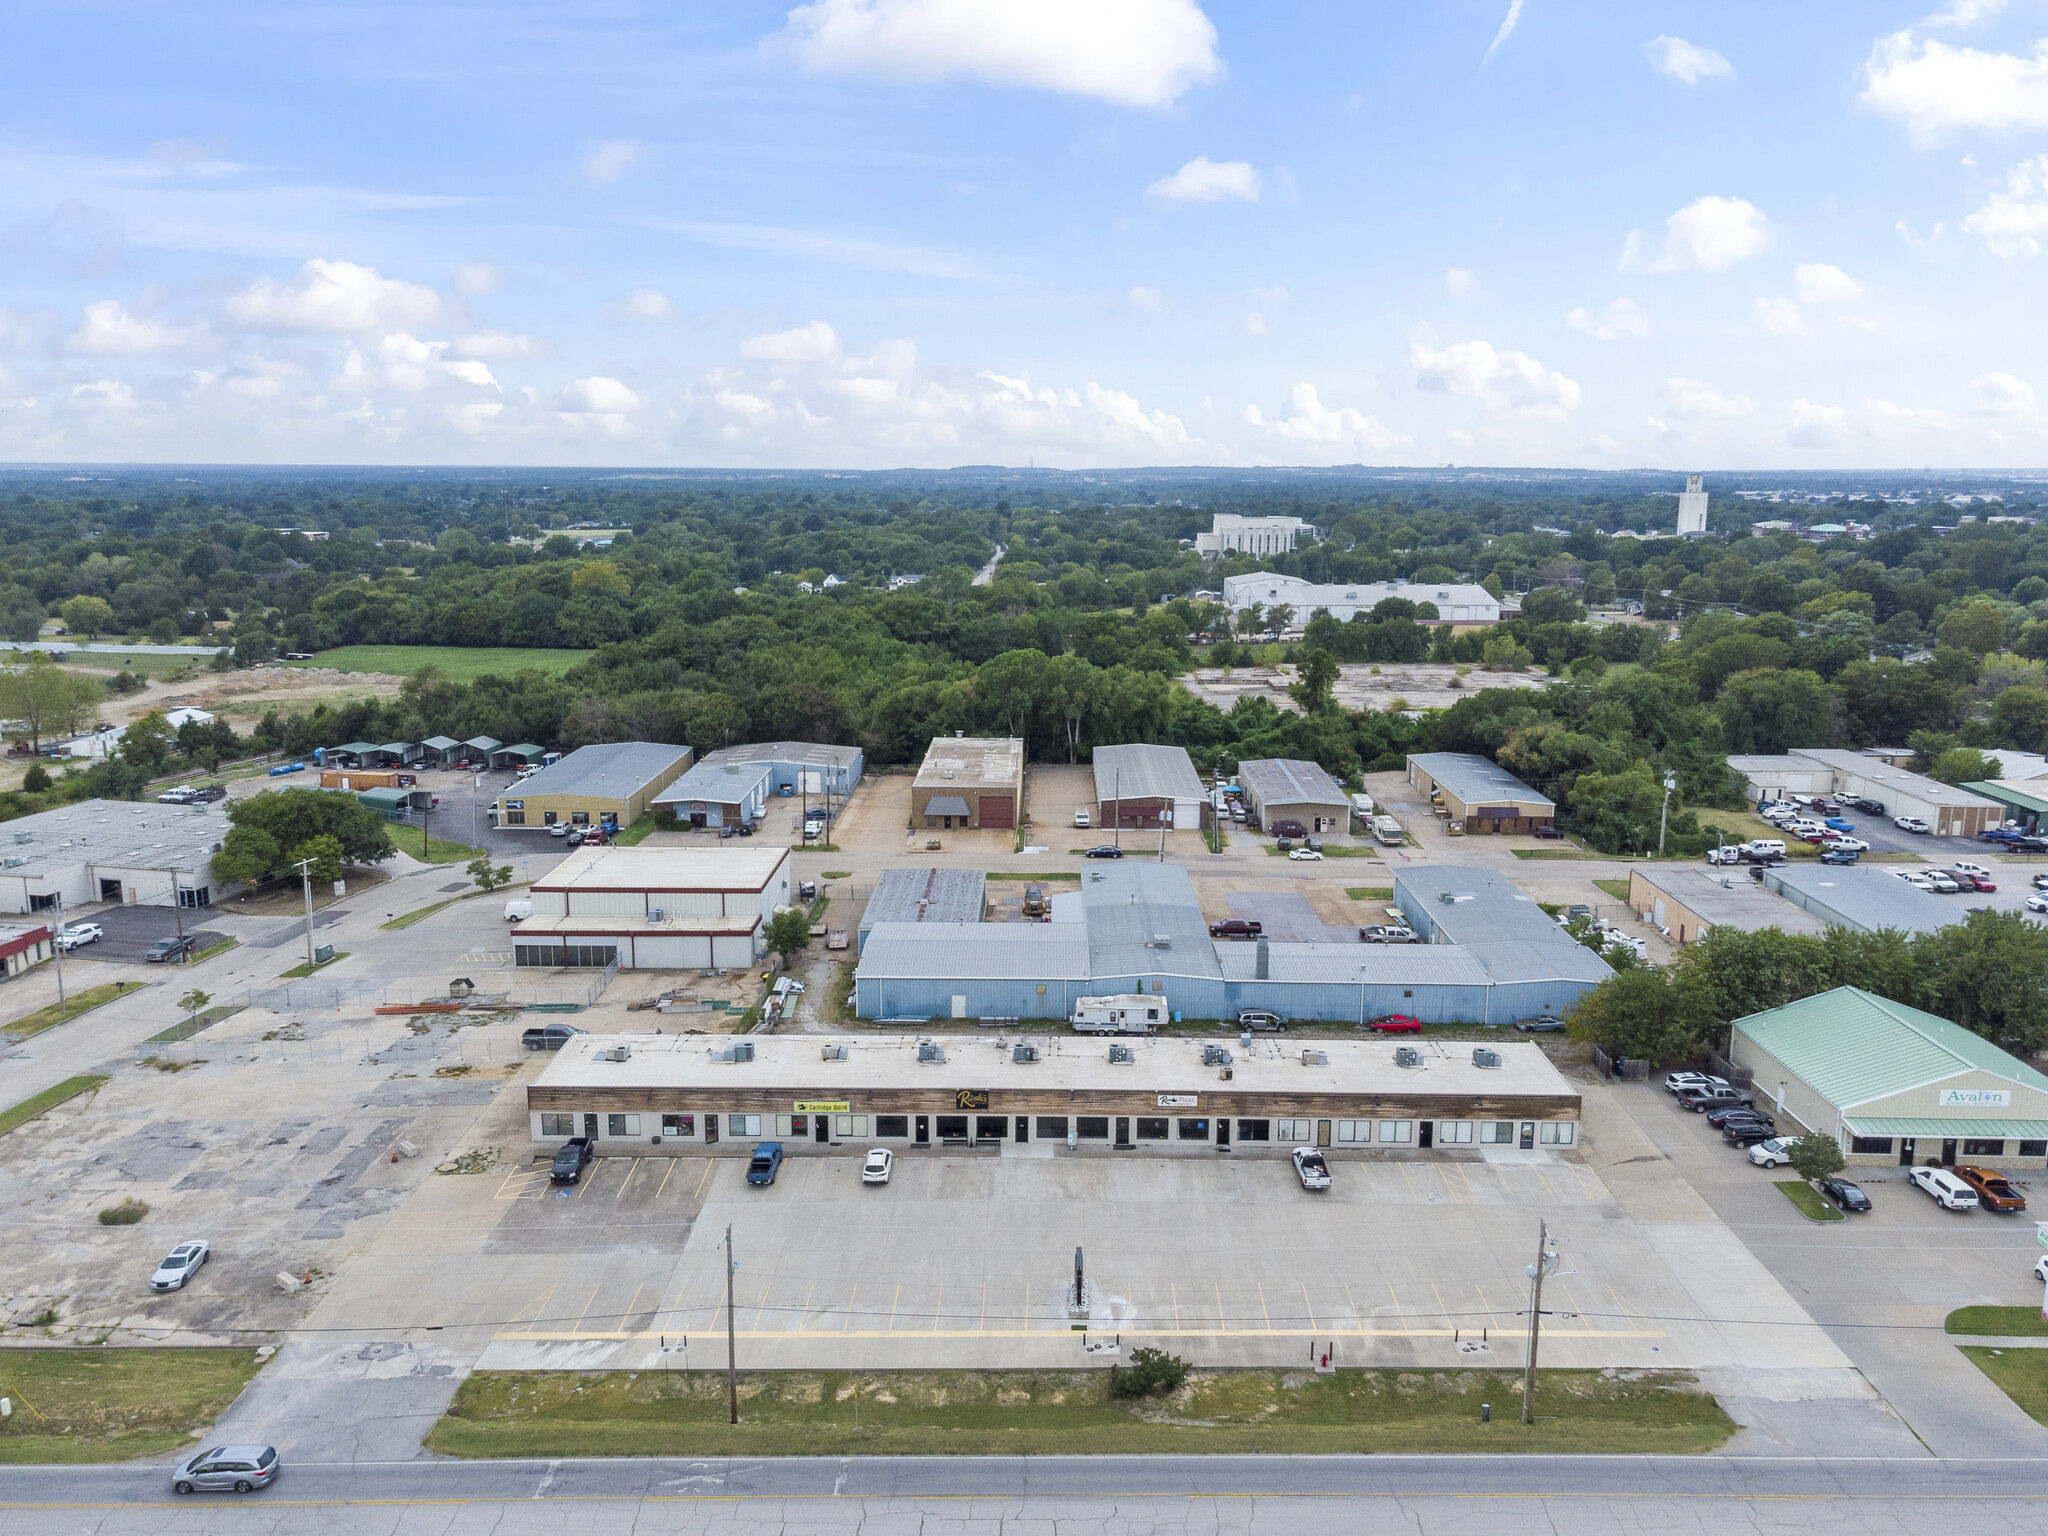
[
  {"left": 1909, "top": 1165, "right": 1979, "bottom": 1210},
  {"left": 1293, "top": 1148, "right": 1332, "bottom": 1190}
]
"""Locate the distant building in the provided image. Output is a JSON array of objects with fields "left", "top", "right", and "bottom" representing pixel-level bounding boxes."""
[
  {"left": 494, "top": 741, "right": 693, "bottom": 834},
  {"left": 1220, "top": 573, "right": 1501, "bottom": 627},
  {"left": 1194, "top": 514, "right": 1314, "bottom": 558},
  {"left": 1676, "top": 473, "right": 1710, "bottom": 536},
  {"left": 1727, "top": 749, "right": 2003, "bottom": 838}
]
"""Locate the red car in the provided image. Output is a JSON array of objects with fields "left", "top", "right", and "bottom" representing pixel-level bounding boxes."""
[
  {"left": 1947, "top": 870, "right": 1997, "bottom": 892},
  {"left": 1366, "top": 1013, "right": 1423, "bottom": 1033}
]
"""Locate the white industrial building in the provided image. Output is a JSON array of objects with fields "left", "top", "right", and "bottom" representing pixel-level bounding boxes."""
[
  {"left": 0, "top": 799, "right": 226, "bottom": 914},
  {"left": 1194, "top": 514, "right": 1314, "bottom": 557},
  {"left": 1727, "top": 749, "right": 2004, "bottom": 839},
  {"left": 1676, "top": 473, "right": 1710, "bottom": 536},
  {"left": 510, "top": 844, "right": 792, "bottom": 970},
  {"left": 1221, "top": 573, "right": 1502, "bottom": 627}
]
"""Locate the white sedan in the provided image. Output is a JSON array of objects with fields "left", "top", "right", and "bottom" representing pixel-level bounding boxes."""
[
  {"left": 861, "top": 1148, "right": 893, "bottom": 1184},
  {"left": 2026, "top": 894, "right": 2048, "bottom": 915},
  {"left": 150, "top": 1239, "right": 211, "bottom": 1292},
  {"left": 1287, "top": 848, "right": 1323, "bottom": 861}
]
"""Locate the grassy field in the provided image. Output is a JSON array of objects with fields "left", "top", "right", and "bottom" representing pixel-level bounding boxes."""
[
  {"left": 0, "top": 1076, "right": 108, "bottom": 1139},
  {"left": 0, "top": 1348, "right": 266, "bottom": 1462},
  {"left": 428, "top": 1367, "right": 1734, "bottom": 1459},
  {"left": 1774, "top": 1180, "right": 1845, "bottom": 1222},
  {"left": 284, "top": 645, "right": 591, "bottom": 680},
  {"left": 2, "top": 980, "right": 144, "bottom": 1041},
  {"left": 611, "top": 815, "right": 656, "bottom": 846},
  {"left": 389, "top": 824, "right": 482, "bottom": 864},
  {"left": 1948, "top": 1306, "right": 2048, "bottom": 1336},
  {"left": 1961, "top": 1346, "right": 2048, "bottom": 1426}
]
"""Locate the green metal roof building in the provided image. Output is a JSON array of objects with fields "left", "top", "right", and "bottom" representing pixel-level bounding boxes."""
[{"left": 1730, "top": 986, "right": 2048, "bottom": 1168}]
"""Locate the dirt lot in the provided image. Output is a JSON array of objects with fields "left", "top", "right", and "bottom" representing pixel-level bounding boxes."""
[{"left": 1183, "top": 663, "right": 1552, "bottom": 717}]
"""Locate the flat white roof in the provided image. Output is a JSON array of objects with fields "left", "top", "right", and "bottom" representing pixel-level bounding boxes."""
[
  {"left": 532, "top": 1030, "right": 1578, "bottom": 1102},
  {"left": 0, "top": 798, "right": 229, "bottom": 879},
  {"left": 532, "top": 844, "right": 789, "bottom": 894},
  {"left": 916, "top": 737, "right": 1022, "bottom": 790}
]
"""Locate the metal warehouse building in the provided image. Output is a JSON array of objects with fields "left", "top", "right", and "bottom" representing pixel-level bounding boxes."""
[
  {"left": 1092, "top": 743, "right": 1209, "bottom": 830},
  {"left": 856, "top": 867, "right": 987, "bottom": 952},
  {"left": 695, "top": 740, "right": 863, "bottom": 799},
  {"left": 1730, "top": 986, "right": 2048, "bottom": 1168},
  {"left": 1728, "top": 749, "right": 2003, "bottom": 838},
  {"left": 1394, "top": 865, "right": 1613, "bottom": 1021},
  {"left": 1405, "top": 754, "right": 1555, "bottom": 835},
  {"left": 527, "top": 1031, "right": 1581, "bottom": 1158},
  {"left": 1626, "top": 867, "right": 1829, "bottom": 946},
  {"left": 655, "top": 759, "right": 773, "bottom": 832},
  {"left": 492, "top": 740, "right": 692, "bottom": 833},
  {"left": 911, "top": 737, "right": 1024, "bottom": 830},
  {"left": 1759, "top": 864, "right": 1960, "bottom": 937},
  {"left": 854, "top": 862, "right": 1610, "bottom": 1027},
  {"left": 510, "top": 844, "right": 791, "bottom": 970},
  {"left": 1236, "top": 758, "right": 1349, "bottom": 834},
  {"left": 0, "top": 799, "right": 226, "bottom": 914}
]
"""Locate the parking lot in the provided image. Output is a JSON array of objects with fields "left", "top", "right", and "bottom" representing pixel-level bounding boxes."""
[{"left": 59, "top": 901, "right": 228, "bottom": 964}]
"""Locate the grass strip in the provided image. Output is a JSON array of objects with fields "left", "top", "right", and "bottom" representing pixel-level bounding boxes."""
[
  {"left": 280, "top": 644, "right": 592, "bottom": 680},
  {"left": 383, "top": 882, "right": 531, "bottom": 930},
  {"left": 278, "top": 952, "right": 349, "bottom": 978},
  {"left": 1592, "top": 879, "right": 1632, "bottom": 900},
  {"left": 190, "top": 938, "right": 238, "bottom": 964},
  {"left": 1961, "top": 1346, "right": 2048, "bottom": 1427},
  {"left": 0, "top": 1347, "right": 268, "bottom": 1463},
  {"left": 399, "top": 827, "right": 482, "bottom": 864},
  {"left": 1772, "top": 1180, "right": 1845, "bottom": 1222},
  {"left": 0, "top": 1076, "right": 109, "bottom": 1139},
  {"left": 1346, "top": 887, "right": 1396, "bottom": 901},
  {"left": 610, "top": 816, "right": 656, "bottom": 847},
  {"left": 427, "top": 1366, "right": 1734, "bottom": 1459},
  {"left": 990, "top": 870, "right": 1084, "bottom": 882},
  {"left": 142, "top": 1005, "right": 242, "bottom": 1044},
  {"left": 1, "top": 981, "right": 143, "bottom": 1041},
  {"left": 1947, "top": 1306, "right": 2048, "bottom": 1337}
]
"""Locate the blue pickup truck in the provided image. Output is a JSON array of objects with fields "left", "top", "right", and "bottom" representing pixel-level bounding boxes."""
[{"left": 745, "top": 1143, "right": 784, "bottom": 1186}]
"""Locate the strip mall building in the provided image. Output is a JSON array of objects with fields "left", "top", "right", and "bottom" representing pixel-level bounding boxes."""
[{"left": 528, "top": 1032, "right": 1582, "bottom": 1158}]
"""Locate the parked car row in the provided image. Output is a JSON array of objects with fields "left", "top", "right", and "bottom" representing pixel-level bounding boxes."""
[
  {"left": 1980, "top": 825, "right": 2048, "bottom": 852},
  {"left": 1892, "top": 864, "right": 1997, "bottom": 894},
  {"left": 1664, "top": 1072, "right": 1875, "bottom": 1210}
]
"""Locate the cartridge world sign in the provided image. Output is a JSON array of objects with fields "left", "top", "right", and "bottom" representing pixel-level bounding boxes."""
[{"left": 1938, "top": 1089, "right": 2012, "bottom": 1109}]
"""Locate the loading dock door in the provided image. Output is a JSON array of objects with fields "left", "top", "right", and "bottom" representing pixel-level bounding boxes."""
[{"left": 980, "top": 794, "right": 1014, "bottom": 829}]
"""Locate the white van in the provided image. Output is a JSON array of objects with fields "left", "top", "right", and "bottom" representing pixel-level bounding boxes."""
[
  {"left": 1071, "top": 994, "right": 1164, "bottom": 1034},
  {"left": 503, "top": 897, "right": 532, "bottom": 921},
  {"left": 1909, "top": 1166, "right": 1980, "bottom": 1210}
]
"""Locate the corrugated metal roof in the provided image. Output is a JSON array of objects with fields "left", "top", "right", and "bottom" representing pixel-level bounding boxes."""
[
  {"left": 862, "top": 867, "right": 986, "bottom": 929},
  {"left": 421, "top": 735, "right": 461, "bottom": 750},
  {"left": 463, "top": 736, "right": 502, "bottom": 751},
  {"left": 509, "top": 741, "right": 688, "bottom": 802},
  {"left": 1790, "top": 748, "right": 2003, "bottom": 811},
  {"left": 1079, "top": 862, "right": 1224, "bottom": 980},
  {"left": 1733, "top": 986, "right": 2048, "bottom": 1109},
  {"left": 1215, "top": 944, "right": 1491, "bottom": 986},
  {"left": 656, "top": 758, "right": 774, "bottom": 806},
  {"left": 1407, "top": 753, "right": 1554, "bottom": 811},
  {"left": 1237, "top": 757, "right": 1349, "bottom": 809},
  {"left": 1761, "top": 864, "right": 1958, "bottom": 937},
  {"left": 1395, "top": 866, "right": 1577, "bottom": 947},
  {"left": 1092, "top": 743, "right": 1204, "bottom": 805},
  {"left": 1843, "top": 1116, "right": 2048, "bottom": 1137},
  {"left": 1964, "top": 780, "right": 2048, "bottom": 817},
  {"left": 1631, "top": 867, "right": 1830, "bottom": 936},
  {"left": 855, "top": 921, "right": 1090, "bottom": 981},
  {"left": 1462, "top": 938, "right": 1614, "bottom": 985},
  {"left": 701, "top": 740, "right": 861, "bottom": 770}
]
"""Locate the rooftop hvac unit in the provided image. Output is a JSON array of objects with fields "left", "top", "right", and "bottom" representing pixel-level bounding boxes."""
[
  {"left": 821, "top": 1044, "right": 847, "bottom": 1061},
  {"left": 1012, "top": 1043, "right": 1040, "bottom": 1063},
  {"left": 2, "top": 857, "right": 22, "bottom": 869},
  {"left": 1440, "top": 890, "right": 1476, "bottom": 904},
  {"left": 1300, "top": 1049, "right": 1328, "bottom": 1066},
  {"left": 1394, "top": 1046, "right": 1424, "bottom": 1068},
  {"left": 12, "top": 832, "right": 30, "bottom": 844},
  {"left": 1472, "top": 1048, "right": 1502, "bottom": 1069},
  {"left": 1201, "top": 1043, "right": 1232, "bottom": 1066},
  {"left": 597, "top": 1044, "right": 631, "bottom": 1063},
  {"left": 917, "top": 1040, "right": 946, "bottom": 1064},
  {"left": 1108, "top": 1044, "right": 1135, "bottom": 1064},
  {"left": 1145, "top": 933, "right": 1172, "bottom": 949},
  {"left": 649, "top": 908, "right": 664, "bottom": 922}
]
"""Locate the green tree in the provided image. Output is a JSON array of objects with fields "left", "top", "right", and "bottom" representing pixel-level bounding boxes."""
[
  {"left": 467, "top": 853, "right": 514, "bottom": 892},
  {"left": 1787, "top": 1131, "right": 1845, "bottom": 1187},
  {"left": 1938, "top": 599, "right": 2006, "bottom": 656},
  {"left": 0, "top": 658, "right": 102, "bottom": 750},
  {"left": 1107, "top": 1346, "right": 1191, "bottom": 1398},
  {"left": 288, "top": 833, "right": 345, "bottom": 883},
  {"left": 177, "top": 988, "right": 211, "bottom": 1031},
  {"left": 117, "top": 710, "right": 177, "bottom": 775},
  {"left": 1913, "top": 908, "right": 2048, "bottom": 1052},
  {"left": 1714, "top": 668, "right": 1839, "bottom": 754},
  {"left": 572, "top": 558, "right": 632, "bottom": 597},
  {"left": 222, "top": 787, "right": 395, "bottom": 869},
  {"left": 211, "top": 825, "right": 281, "bottom": 885},
  {"left": 21, "top": 762, "right": 50, "bottom": 793},
  {"left": 1993, "top": 685, "right": 2048, "bottom": 752},
  {"left": 60, "top": 595, "right": 116, "bottom": 639},
  {"left": 1928, "top": 746, "right": 2001, "bottom": 786},
  {"left": 1520, "top": 586, "right": 1587, "bottom": 626},
  {"left": 764, "top": 907, "right": 811, "bottom": 961},
  {"left": 1288, "top": 648, "right": 1341, "bottom": 713},
  {"left": 1564, "top": 966, "right": 1716, "bottom": 1062}
]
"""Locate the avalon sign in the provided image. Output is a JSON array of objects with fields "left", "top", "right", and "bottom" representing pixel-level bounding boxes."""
[
  {"left": 1157, "top": 1094, "right": 1198, "bottom": 1108},
  {"left": 1937, "top": 1088, "right": 2012, "bottom": 1109}
]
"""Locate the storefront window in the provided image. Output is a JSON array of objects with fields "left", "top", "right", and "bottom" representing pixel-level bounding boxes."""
[
  {"left": 1849, "top": 1136, "right": 1891, "bottom": 1155},
  {"left": 876, "top": 1115, "right": 909, "bottom": 1138},
  {"left": 835, "top": 1115, "right": 868, "bottom": 1136},
  {"left": 1236, "top": 1119, "right": 1271, "bottom": 1142},
  {"left": 1036, "top": 1117, "right": 1070, "bottom": 1139},
  {"left": 540, "top": 1113, "right": 575, "bottom": 1137},
  {"left": 1378, "top": 1120, "right": 1412, "bottom": 1144},
  {"left": 2021, "top": 1140, "right": 2047, "bottom": 1158},
  {"left": 607, "top": 1113, "right": 641, "bottom": 1137},
  {"left": 1336, "top": 1120, "right": 1369, "bottom": 1143},
  {"left": 1479, "top": 1121, "right": 1515, "bottom": 1144},
  {"left": 1539, "top": 1122, "right": 1575, "bottom": 1146},
  {"left": 1076, "top": 1117, "right": 1109, "bottom": 1139},
  {"left": 935, "top": 1115, "right": 968, "bottom": 1139},
  {"left": 1962, "top": 1138, "right": 2004, "bottom": 1157},
  {"left": 1135, "top": 1117, "right": 1168, "bottom": 1140},
  {"left": 1177, "top": 1119, "right": 1209, "bottom": 1140},
  {"left": 975, "top": 1116, "right": 1008, "bottom": 1139},
  {"left": 1437, "top": 1121, "right": 1474, "bottom": 1144},
  {"left": 661, "top": 1114, "right": 694, "bottom": 1138},
  {"left": 727, "top": 1114, "right": 761, "bottom": 1137}
]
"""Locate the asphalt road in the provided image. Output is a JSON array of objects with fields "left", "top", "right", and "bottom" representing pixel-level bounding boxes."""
[{"left": 4, "top": 1455, "right": 2046, "bottom": 1533}]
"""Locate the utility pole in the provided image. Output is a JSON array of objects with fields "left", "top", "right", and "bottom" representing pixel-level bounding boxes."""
[
  {"left": 49, "top": 895, "right": 66, "bottom": 1019},
  {"left": 1657, "top": 772, "right": 1676, "bottom": 857},
  {"left": 294, "top": 857, "right": 316, "bottom": 970},
  {"left": 171, "top": 873, "right": 185, "bottom": 957},
  {"left": 1522, "top": 1219, "right": 1558, "bottom": 1425},
  {"left": 725, "top": 1223, "right": 739, "bottom": 1425}
]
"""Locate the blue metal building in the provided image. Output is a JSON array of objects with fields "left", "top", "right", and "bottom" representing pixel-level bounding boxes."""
[{"left": 697, "top": 740, "right": 864, "bottom": 799}]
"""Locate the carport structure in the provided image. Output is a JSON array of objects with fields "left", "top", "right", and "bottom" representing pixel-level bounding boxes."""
[
  {"left": 419, "top": 735, "right": 463, "bottom": 767},
  {"left": 492, "top": 743, "right": 547, "bottom": 768}
]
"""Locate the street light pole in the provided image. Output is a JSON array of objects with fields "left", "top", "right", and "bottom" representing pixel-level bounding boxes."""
[
  {"left": 725, "top": 1223, "right": 740, "bottom": 1425},
  {"left": 1522, "top": 1219, "right": 1558, "bottom": 1425},
  {"left": 49, "top": 895, "right": 65, "bottom": 1019},
  {"left": 294, "top": 857, "right": 316, "bottom": 969},
  {"left": 1657, "top": 772, "right": 1676, "bottom": 857}
]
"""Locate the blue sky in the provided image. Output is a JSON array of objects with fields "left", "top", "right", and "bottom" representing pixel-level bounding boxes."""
[{"left": 4, "top": 0, "right": 2048, "bottom": 468}]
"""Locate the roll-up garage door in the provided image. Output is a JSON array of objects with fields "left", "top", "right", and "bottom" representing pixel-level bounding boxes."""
[{"left": 979, "top": 794, "right": 1014, "bottom": 828}]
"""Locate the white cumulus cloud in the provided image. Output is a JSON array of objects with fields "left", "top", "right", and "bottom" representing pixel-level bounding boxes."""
[
  {"left": 1666, "top": 377, "right": 1754, "bottom": 418},
  {"left": 1411, "top": 338, "right": 1581, "bottom": 421},
  {"left": 451, "top": 331, "right": 535, "bottom": 360},
  {"left": 1444, "top": 267, "right": 1474, "bottom": 295},
  {"left": 1646, "top": 36, "right": 1733, "bottom": 84},
  {"left": 65, "top": 300, "right": 199, "bottom": 356},
  {"left": 453, "top": 263, "right": 499, "bottom": 294},
  {"left": 1565, "top": 298, "right": 1648, "bottom": 340},
  {"left": 1965, "top": 156, "right": 2048, "bottom": 256},
  {"left": 1621, "top": 195, "right": 1767, "bottom": 273},
  {"left": 1861, "top": 27, "right": 2048, "bottom": 141},
  {"left": 582, "top": 139, "right": 646, "bottom": 184},
  {"left": 1787, "top": 397, "right": 1848, "bottom": 448},
  {"left": 1243, "top": 382, "right": 1403, "bottom": 449},
  {"left": 227, "top": 259, "right": 443, "bottom": 332},
  {"left": 71, "top": 379, "right": 136, "bottom": 408},
  {"left": 1127, "top": 285, "right": 1165, "bottom": 310},
  {"left": 1974, "top": 371, "right": 2035, "bottom": 413},
  {"left": 559, "top": 376, "right": 641, "bottom": 413},
  {"left": 1755, "top": 296, "right": 1808, "bottom": 334},
  {"left": 1794, "top": 262, "right": 1864, "bottom": 302},
  {"left": 608, "top": 288, "right": 678, "bottom": 322},
  {"left": 739, "top": 321, "right": 842, "bottom": 362},
  {"left": 773, "top": 0, "right": 1221, "bottom": 108},
  {"left": 1242, "top": 311, "right": 1268, "bottom": 336},
  {"left": 1145, "top": 157, "right": 1260, "bottom": 203}
]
